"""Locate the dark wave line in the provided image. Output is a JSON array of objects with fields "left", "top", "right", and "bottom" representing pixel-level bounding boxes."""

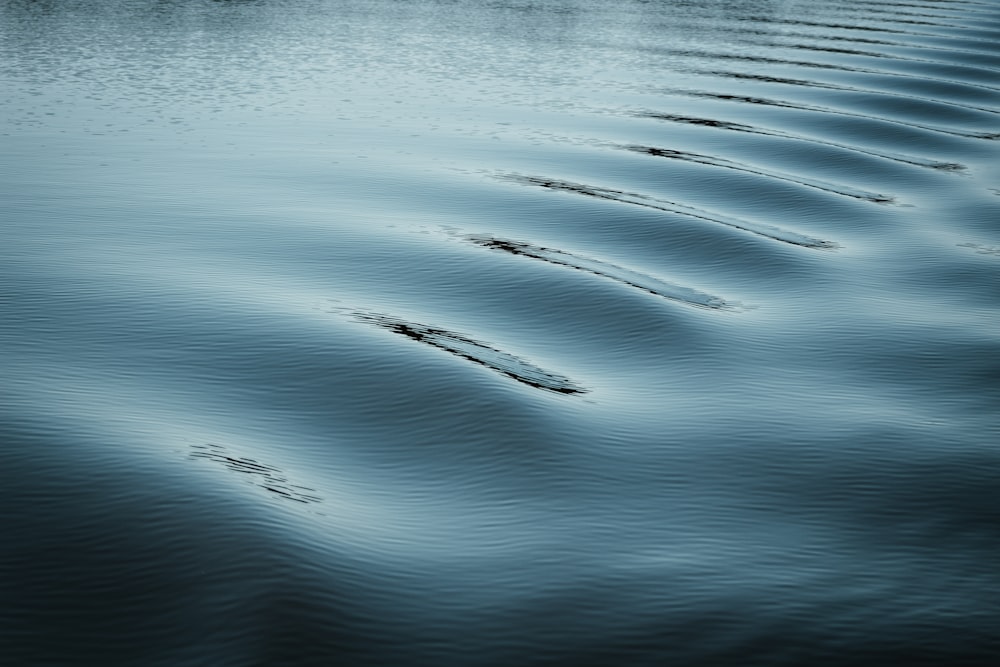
[
  {"left": 836, "top": 0, "right": 971, "bottom": 8},
  {"left": 668, "top": 48, "right": 868, "bottom": 73},
  {"left": 621, "top": 144, "right": 896, "bottom": 204},
  {"left": 737, "top": 12, "right": 1000, "bottom": 49},
  {"left": 736, "top": 14, "right": 926, "bottom": 35},
  {"left": 828, "top": 5, "right": 965, "bottom": 22},
  {"left": 661, "top": 47, "right": 1000, "bottom": 95},
  {"left": 676, "top": 89, "right": 1000, "bottom": 141},
  {"left": 695, "top": 69, "right": 999, "bottom": 116},
  {"left": 635, "top": 111, "right": 966, "bottom": 171},
  {"left": 730, "top": 26, "right": 902, "bottom": 47},
  {"left": 190, "top": 443, "right": 323, "bottom": 504},
  {"left": 821, "top": 11, "right": 960, "bottom": 28},
  {"left": 499, "top": 174, "right": 837, "bottom": 250},
  {"left": 352, "top": 311, "right": 586, "bottom": 395},
  {"left": 757, "top": 39, "right": 1000, "bottom": 79},
  {"left": 461, "top": 233, "right": 737, "bottom": 310},
  {"left": 733, "top": 27, "right": 1000, "bottom": 67}
]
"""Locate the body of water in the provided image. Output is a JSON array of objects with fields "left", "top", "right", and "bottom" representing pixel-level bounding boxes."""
[{"left": 2, "top": 0, "right": 999, "bottom": 664}]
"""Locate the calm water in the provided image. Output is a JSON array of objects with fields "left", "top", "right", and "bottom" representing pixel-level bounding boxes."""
[{"left": 2, "top": 0, "right": 999, "bottom": 664}]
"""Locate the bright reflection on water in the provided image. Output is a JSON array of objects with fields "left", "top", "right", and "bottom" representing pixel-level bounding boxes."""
[{"left": 2, "top": 0, "right": 1000, "bottom": 664}]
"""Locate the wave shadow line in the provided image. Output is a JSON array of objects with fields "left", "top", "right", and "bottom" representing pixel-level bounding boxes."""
[
  {"left": 621, "top": 144, "right": 896, "bottom": 204},
  {"left": 499, "top": 174, "right": 837, "bottom": 250},
  {"left": 462, "top": 233, "right": 738, "bottom": 311},
  {"left": 353, "top": 311, "right": 587, "bottom": 395},
  {"left": 635, "top": 111, "right": 966, "bottom": 171}
]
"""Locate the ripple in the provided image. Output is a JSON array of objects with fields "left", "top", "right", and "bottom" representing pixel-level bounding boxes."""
[
  {"left": 636, "top": 111, "right": 966, "bottom": 171},
  {"left": 621, "top": 144, "right": 896, "bottom": 204},
  {"left": 352, "top": 311, "right": 586, "bottom": 395},
  {"left": 190, "top": 442, "right": 323, "bottom": 505},
  {"left": 461, "top": 233, "right": 738, "bottom": 310},
  {"left": 499, "top": 174, "right": 837, "bottom": 250},
  {"left": 674, "top": 89, "right": 1000, "bottom": 140},
  {"left": 695, "top": 69, "right": 999, "bottom": 116}
]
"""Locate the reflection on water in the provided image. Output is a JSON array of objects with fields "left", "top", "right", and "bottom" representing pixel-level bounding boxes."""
[{"left": 2, "top": 0, "right": 999, "bottom": 664}]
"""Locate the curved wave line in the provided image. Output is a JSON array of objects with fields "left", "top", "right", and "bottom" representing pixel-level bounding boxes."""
[
  {"left": 675, "top": 89, "right": 1000, "bottom": 140},
  {"left": 461, "top": 234, "right": 738, "bottom": 310},
  {"left": 754, "top": 39, "right": 1000, "bottom": 79},
  {"left": 621, "top": 144, "right": 897, "bottom": 204},
  {"left": 498, "top": 174, "right": 837, "bottom": 250},
  {"left": 353, "top": 311, "right": 587, "bottom": 395},
  {"left": 693, "top": 69, "right": 999, "bottom": 116},
  {"left": 635, "top": 110, "right": 966, "bottom": 171},
  {"left": 669, "top": 48, "right": 1000, "bottom": 94}
]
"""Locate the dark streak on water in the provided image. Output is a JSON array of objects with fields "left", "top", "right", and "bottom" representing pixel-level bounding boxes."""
[
  {"left": 636, "top": 110, "right": 969, "bottom": 170},
  {"left": 500, "top": 173, "right": 838, "bottom": 248},
  {"left": 622, "top": 144, "right": 897, "bottom": 203},
  {"left": 191, "top": 443, "right": 324, "bottom": 505},
  {"left": 464, "top": 233, "right": 737, "bottom": 310},
  {"left": 2, "top": 0, "right": 1000, "bottom": 665},
  {"left": 353, "top": 310, "right": 587, "bottom": 394}
]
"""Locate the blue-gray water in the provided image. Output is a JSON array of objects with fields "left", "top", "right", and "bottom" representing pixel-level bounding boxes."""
[{"left": 2, "top": 0, "right": 999, "bottom": 664}]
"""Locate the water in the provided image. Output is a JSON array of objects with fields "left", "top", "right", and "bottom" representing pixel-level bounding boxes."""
[{"left": 2, "top": 0, "right": 999, "bottom": 664}]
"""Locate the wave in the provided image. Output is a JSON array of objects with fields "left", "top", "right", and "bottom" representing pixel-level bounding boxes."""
[
  {"left": 634, "top": 111, "right": 967, "bottom": 171},
  {"left": 461, "top": 233, "right": 738, "bottom": 310},
  {"left": 352, "top": 311, "right": 587, "bottom": 395},
  {"left": 498, "top": 173, "right": 838, "bottom": 249}
]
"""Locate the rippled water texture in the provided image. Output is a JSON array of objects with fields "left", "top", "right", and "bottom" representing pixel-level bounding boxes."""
[{"left": 2, "top": 0, "right": 999, "bottom": 664}]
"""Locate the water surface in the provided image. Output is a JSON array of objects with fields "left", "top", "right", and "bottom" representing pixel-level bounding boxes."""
[{"left": 2, "top": 0, "right": 999, "bottom": 664}]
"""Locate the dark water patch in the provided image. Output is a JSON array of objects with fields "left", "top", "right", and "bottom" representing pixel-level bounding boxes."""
[
  {"left": 498, "top": 174, "right": 837, "bottom": 250},
  {"left": 461, "top": 233, "right": 737, "bottom": 311},
  {"left": 190, "top": 443, "right": 323, "bottom": 505},
  {"left": 675, "top": 89, "right": 1000, "bottom": 141},
  {"left": 352, "top": 311, "right": 586, "bottom": 395},
  {"left": 635, "top": 112, "right": 966, "bottom": 171},
  {"left": 622, "top": 144, "right": 895, "bottom": 204}
]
